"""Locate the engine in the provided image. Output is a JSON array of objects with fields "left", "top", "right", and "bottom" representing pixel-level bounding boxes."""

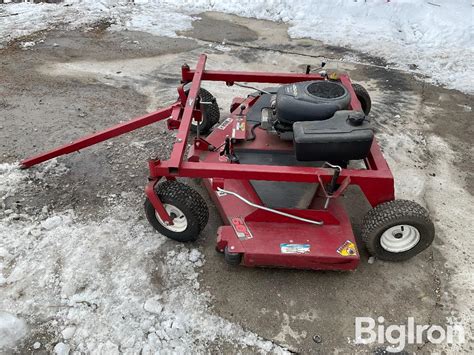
[
  {"left": 249, "top": 80, "right": 373, "bottom": 162},
  {"left": 260, "top": 80, "right": 352, "bottom": 140}
]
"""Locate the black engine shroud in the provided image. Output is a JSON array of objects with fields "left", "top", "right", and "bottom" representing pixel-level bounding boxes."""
[{"left": 276, "top": 81, "right": 351, "bottom": 123}]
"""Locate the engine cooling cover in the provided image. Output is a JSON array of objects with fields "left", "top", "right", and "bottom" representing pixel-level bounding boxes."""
[{"left": 275, "top": 80, "right": 351, "bottom": 124}]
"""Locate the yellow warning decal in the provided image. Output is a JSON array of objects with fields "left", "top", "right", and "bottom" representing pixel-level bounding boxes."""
[
  {"left": 337, "top": 240, "right": 357, "bottom": 256},
  {"left": 328, "top": 71, "right": 340, "bottom": 80}
]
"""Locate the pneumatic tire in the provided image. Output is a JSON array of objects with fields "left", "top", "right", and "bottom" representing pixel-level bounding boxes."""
[
  {"left": 352, "top": 83, "right": 371, "bottom": 116},
  {"left": 181, "top": 87, "right": 219, "bottom": 134},
  {"left": 145, "top": 181, "right": 209, "bottom": 242},
  {"left": 361, "top": 200, "right": 434, "bottom": 261}
]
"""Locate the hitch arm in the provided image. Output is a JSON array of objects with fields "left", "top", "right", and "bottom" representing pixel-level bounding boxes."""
[{"left": 20, "top": 103, "right": 180, "bottom": 169}]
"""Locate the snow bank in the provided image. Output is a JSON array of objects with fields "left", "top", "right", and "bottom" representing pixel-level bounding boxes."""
[
  {"left": 172, "top": 0, "right": 473, "bottom": 93},
  {"left": 1, "top": 0, "right": 472, "bottom": 93},
  {"left": 0, "top": 163, "right": 286, "bottom": 353},
  {"left": 0, "top": 1, "right": 192, "bottom": 44}
]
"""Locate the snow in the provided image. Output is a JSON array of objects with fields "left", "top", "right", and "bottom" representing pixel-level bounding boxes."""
[
  {"left": 143, "top": 297, "right": 163, "bottom": 315},
  {"left": 40, "top": 215, "right": 64, "bottom": 230},
  {"left": 0, "top": 311, "right": 28, "bottom": 349},
  {"left": 0, "top": 163, "right": 286, "bottom": 353},
  {"left": 171, "top": 0, "right": 473, "bottom": 93},
  {"left": 53, "top": 342, "right": 71, "bottom": 355},
  {"left": 0, "top": 0, "right": 472, "bottom": 93},
  {"left": 61, "top": 326, "right": 76, "bottom": 340}
]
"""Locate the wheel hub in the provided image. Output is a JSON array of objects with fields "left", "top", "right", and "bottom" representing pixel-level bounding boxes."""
[
  {"left": 156, "top": 204, "right": 188, "bottom": 232},
  {"left": 380, "top": 224, "right": 420, "bottom": 253}
]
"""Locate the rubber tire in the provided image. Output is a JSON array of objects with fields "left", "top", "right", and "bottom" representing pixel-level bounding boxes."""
[
  {"left": 361, "top": 200, "right": 435, "bottom": 261},
  {"left": 144, "top": 181, "right": 209, "bottom": 242},
  {"left": 224, "top": 246, "right": 242, "bottom": 266},
  {"left": 183, "top": 88, "right": 219, "bottom": 134},
  {"left": 352, "top": 83, "right": 371, "bottom": 116}
]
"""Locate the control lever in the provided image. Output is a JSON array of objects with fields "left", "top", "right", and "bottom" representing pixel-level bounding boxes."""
[
  {"left": 327, "top": 165, "right": 341, "bottom": 195},
  {"left": 220, "top": 136, "right": 239, "bottom": 163},
  {"left": 322, "top": 162, "right": 342, "bottom": 208},
  {"left": 238, "top": 104, "right": 246, "bottom": 116}
]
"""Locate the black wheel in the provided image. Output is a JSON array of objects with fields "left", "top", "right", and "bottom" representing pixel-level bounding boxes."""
[
  {"left": 182, "top": 87, "right": 219, "bottom": 134},
  {"left": 361, "top": 200, "right": 435, "bottom": 261},
  {"left": 144, "top": 181, "right": 209, "bottom": 242},
  {"left": 352, "top": 83, "right": 371, "bottom": 116},
  {"left": 224, "top": 246, "right": 242, "bottom": 266}
]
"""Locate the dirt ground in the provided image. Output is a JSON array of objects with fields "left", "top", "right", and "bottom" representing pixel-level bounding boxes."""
[{"left": 1, "top": 11, "right": 472, "bottom": 354}]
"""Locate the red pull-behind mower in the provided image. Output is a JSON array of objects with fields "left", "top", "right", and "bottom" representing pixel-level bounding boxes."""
[{"left": 21, "top": 55, "right": 435, "bottom": 271}]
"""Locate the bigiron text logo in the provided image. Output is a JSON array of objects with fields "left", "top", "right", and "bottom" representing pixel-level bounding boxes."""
[{"left": 354, "top": 316, "right": 465, "bottom": 352}]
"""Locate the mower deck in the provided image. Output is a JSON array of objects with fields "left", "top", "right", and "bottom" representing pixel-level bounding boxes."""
[{"left": 207, "top": 178, "right": 359, "bottom": 270}]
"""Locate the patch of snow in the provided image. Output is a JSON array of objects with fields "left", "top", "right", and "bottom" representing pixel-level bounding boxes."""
[
  {"left": 143, "top": 297, "right": 163, "bottom": 315},
  {"left": 0, "top": 163, "right": 287, "bottom": 353},
  {"left": 188, "top": 248, "right": 201, "bottom": 263},
  {"left": 19, "top": 41, "right": 36, "bottom": 49},
  {"left": 457, "top": 104, "right": 471, "bottom": 112},
  {"left": 0, "top": 311, "right": 28, "bottom": 349},
  {"left": 33, "top": 341, "right": 41, "bottom": 349},
  {"left": 40, "top": 215, "right": 64, "bottom": 230},
  {"left": 61, "top": 326, "right": 76, "bottom": 340},
  {"left": 0, "top": 163, "right": 25, "bottom": 199},
  {"left": 110, "top": 3, "right": 194, "bottom": 38},
  {"left": 53, "top": 342, "right": 70, "bottom": 355},
  {"left": 0, "top": 1, "right": 472, "bottom": 93}
]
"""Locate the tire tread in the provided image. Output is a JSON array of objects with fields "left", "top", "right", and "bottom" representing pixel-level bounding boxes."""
[{"left": 352, "top": 83, "right": 371, "bottom": 115}]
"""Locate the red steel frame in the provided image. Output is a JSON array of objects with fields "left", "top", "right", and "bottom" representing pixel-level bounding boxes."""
[{"left": 21, "top": 54, "right": 395, "bottom": 268}]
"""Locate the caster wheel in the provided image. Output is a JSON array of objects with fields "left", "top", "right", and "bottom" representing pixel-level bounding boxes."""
[
  {"left": 352, "top": 83, "right": 371, "bottom": 116},
  {"left": 224, "top": 246, "right": 242, "bottom": 266},
  {"left": 361, "top": 200, "right": 435, "bottom": 261},
  {"left": 144, "top": 181, "right": 209, "bottom": 242},
  {"left": 181, "top": 86, "right": 220, "bottom": 134}
]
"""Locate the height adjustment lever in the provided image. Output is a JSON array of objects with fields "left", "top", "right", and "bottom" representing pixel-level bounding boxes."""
[
  {"left": 220, "top": 136, "right": 239, "bottom": 163},
  {"left": 322, "top": 162, "right": 343, "bottom": 209}
]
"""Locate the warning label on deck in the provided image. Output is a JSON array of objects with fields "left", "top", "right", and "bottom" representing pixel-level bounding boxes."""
[
  {"left": 280, "top": 243, "right": 310, "bottom": 254},
  {"left": 217, "top": 117, "right": 233, "bottom": 130},
  {"left": 337, "top": 240, "right": 357, "bottom": 256},
  {"left": 235, "top": 118, "right": 246, "bottom": 131}
]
